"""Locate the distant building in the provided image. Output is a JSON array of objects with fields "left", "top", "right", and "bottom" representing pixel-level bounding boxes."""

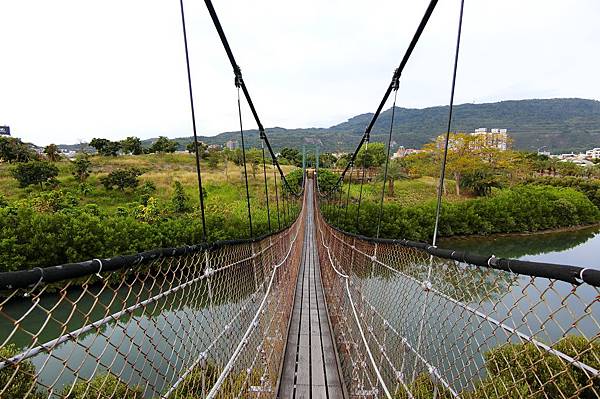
[
  {"left": 0, "top": 126, "right": 10, "bottom": 136},
  {"left": 391, "top": 146, "right": 422, "bottom": 159},
  {"left": 225, "top": 140, "right": 238, "bottom": 150},
  {"left": 470, "top": 128, "right": 509, "bottom": 151},
  {"left": 585, "top": 148, "right": 600, "bottom": 160},
  {"left": 208, "top": 144, "right": 222, "bottom": 151}
]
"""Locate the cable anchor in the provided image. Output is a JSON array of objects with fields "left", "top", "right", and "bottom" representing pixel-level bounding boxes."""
[
  {"left": 391, "top": 68, "right": 400, "bottom": 91},
  {"left": 234, "top": 66, "right": 243, "bottom": 88}
]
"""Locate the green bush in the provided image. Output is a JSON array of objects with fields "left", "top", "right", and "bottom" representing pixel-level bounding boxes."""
[
  {"left": 325, "top": 185, "right": 600, "bottom": 241},
  {"left": 0, "top": 344, "right": 43, "bottom": 399},
  {"left": 466, "top": 335, "right": 600, "bottom": 398},
  {"left": 525, "top": 176, "right": 600, "bottom": 208},
  {"left": 100, "top": 168, "right": 143, "bottom": 191},
  {"left": 317, "top": 169, "right": 341, "bottom": 193},
  {"left": 11, "top": 161, "right": 59, "bottom": 189},
  {"left": 61, "top": 373, "right": 143, "bottom": 398}
]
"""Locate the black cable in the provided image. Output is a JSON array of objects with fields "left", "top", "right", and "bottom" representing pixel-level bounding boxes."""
[
  {"left": 376, "top": 83, "right": 399, "bottom": 238},
  {"left": 178, "top": 0, "right": 207, "bottom": 241},
  {"left": 344, "top": 163, "right": 354, "bottom": 225},
  {"left": 261, "top": 139, "right": 271, "bottom": 232},
  {"left": 432, "top": 0, "right": 465, "bottom": 247},
  {"left": 332, "top": 0, "right": 440, "bottom": 190},
  {"left": 355, "top": 139, "right": 369, "bottom": 231},
  {"left": 273, "top": 159, "right": 281, "bottom": 230},
  {"left": 203, "top": 0, "right": 299, "bottom": 196},
  {"left": 236, "top": 84, "right": 253, "bottom": 237}
]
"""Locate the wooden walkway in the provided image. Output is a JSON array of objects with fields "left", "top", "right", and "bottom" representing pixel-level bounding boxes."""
[{"left": 278, "top": 183, "right": 345, "bottom": 399}]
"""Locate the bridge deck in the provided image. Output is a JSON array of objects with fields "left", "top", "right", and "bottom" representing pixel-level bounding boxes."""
[{"left": 278, "top": 184, "right": 345, "bottom": 399}]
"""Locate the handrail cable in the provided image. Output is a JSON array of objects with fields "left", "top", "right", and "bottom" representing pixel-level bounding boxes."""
[
  {"left": 432, "top": 0, "right": 465, "bottom": 248},
  {"left": 178, "top": 0, "right": 207, "bottom": 240},
  {"left": 203, "top": 0, "right": 300, "bottom": 196},
  {"left": 236, "top": 82, "right": 253, "bottom": 237},
  {"left": 331, "top": 0, "right": 439, "bottom": 191},
  {"left": 376, "top": 77, "right": 400, "bottom": 238}
]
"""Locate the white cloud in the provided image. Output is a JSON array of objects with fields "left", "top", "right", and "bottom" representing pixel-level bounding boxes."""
[{"left": 1, "top": 0, "right": 599, "bottom": 145}]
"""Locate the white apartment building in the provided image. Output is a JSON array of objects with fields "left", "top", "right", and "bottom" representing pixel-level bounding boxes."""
[{"left": 585, "top": 148, "right": 600, "bottom": 159}]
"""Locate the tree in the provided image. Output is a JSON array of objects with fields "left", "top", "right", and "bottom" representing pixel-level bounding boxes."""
[
  {"left": 11, "top": 161, "right": 59, "bottom": 189},
  {"left": 71, "top": 154, "right": 92, "bottom": 182},
  {"left": 121, "top": 136, "right": 143, "bottom": 155},
  {"left": 378, "top": 160, "right": 408, "bottom": 197},
  {"left": 171, "top": 181, "right": 190, "bottom": 213},
  {"left": 246, "top": 148, "right": 262, "bottom": 179},
  {"left": 318, "top": 152, "right": 337, "bottom": 168},
  {"left": 43, "top": 144, "right": 61, "bottom": 162},
  {"left": 149, "top": 136, "right": 178, "bottom": 153},
  {"left": 356, "top": 142, "right": 387, "bottom": 168},
  {"left": 0, "top": 137, "right": 35, "bottom": 163},
  {"left": 186, "top": 141, "right": 208, "bottom": 158},
  {"left": 207, "top": 147, "right": 221, "bottom": 169},
  {"left": 280, "top": 147, "right": 301, "bottom": 167},
  {"left": 89, "top": 138, "right": 121, "bottom": 156},
  {"left": 100, "top": 168, "right": 143, "bottom": 190}
]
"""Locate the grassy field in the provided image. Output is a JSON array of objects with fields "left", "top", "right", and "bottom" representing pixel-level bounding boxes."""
[
  {"left": 0, "top": 153, "right": 296, "bottom": 216},
  {"left": 339, "top": 175, "right": 465, "bottom": 206}
]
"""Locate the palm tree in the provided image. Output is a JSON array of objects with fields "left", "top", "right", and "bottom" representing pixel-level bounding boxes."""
[{"left": 378, "top": 160, "right": 407, "bottom": 197}]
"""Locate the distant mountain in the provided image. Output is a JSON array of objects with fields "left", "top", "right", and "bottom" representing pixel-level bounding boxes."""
[{"left": 62, "top": 98, "right": 600, "bottom": 153}]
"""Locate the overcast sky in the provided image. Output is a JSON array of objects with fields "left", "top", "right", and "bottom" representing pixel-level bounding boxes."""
[{"left": 1, "top": 0, "right": 599, "bottom": 146}]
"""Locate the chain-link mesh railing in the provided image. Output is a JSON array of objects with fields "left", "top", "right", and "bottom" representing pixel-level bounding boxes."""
[
  {"left": 0, "top": 195, "right": 305, "bottom": 399},
  {"left": 315, "top": 193, "right": 600, "bottom": 399}
]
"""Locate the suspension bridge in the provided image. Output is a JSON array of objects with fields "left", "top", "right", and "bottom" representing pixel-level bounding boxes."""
[{"left": 1, "top": 0, "right": 599, "bottom": 398}]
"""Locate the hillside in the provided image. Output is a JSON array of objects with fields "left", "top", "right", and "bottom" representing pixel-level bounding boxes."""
[{"left": 62, "top": 98, "right": 600, "bottom": 153}]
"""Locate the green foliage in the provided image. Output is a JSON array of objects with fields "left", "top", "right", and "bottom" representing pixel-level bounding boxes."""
[
  {"left": 134, "top": 196, "right": 162, "bottom": 223},
  {"left": 0, "top": 137, "right": 35, "bottom": 163},
  {"left": 186, "top": 141, "right": 208, "bottom": 157},
  {"left": 356, "top": 142, "right": 387, "bottom": 168},
  {"left": 280, "top": 147, "right": 302, "bottom": 167},
  {"left": 171, "top": 181, "right": 190, "bottom": 213},
  {"left": 139, "top": 181, "right": 157, "bottom": 205},
  {"left": 43, "top": 144, "right": 61, "bottom": 161},
  {"left": 31, "top": 190, "right": 79, "bottom": 212},
  {"left": 284, "top": 169, "right": 304, "bottom": 193},
  {"left": 100, "top": 168, "right": 143, "bottom": 191},
  {"left": 317, "top": 169, "right": 341, "bottom": 193},
  {"left": 326, "top": 186, "right": 600, "bottom": 241},
  {"left": 11, "top": 161, "right": 59, "bottom": 188},
  {"left": 120, "top": 136, "right": 143, "bottom": 155},
  {"left": 0, "top": 345, "right": 43, "bottom": 399},
  {"left": 71, "top": 154, "right": 92, "bottom": 182},
  {"left": 525, "top": 176, "right": 600, "bottom": 208},
  {"left": 0, "top": 194, "right": 7, "bottom": 207},
  {"left": 460, "top": 168, "right": 504, "bottom": 196},
  {"left": 149, "top": 136, "right": 178, "bottom": 153},
  {"left": 395, "top": 373, "right": 453, "bottom": 399},
  {"left": 207, "top": 148, "right": 221, "bottom": 169},
  {"left": 61, "top": 373, "right": 143, "bottom": 398},
  {"left": 90, "top": 138, "right": 121, "bottom": 156},
  {"left": 467, "top": 335, "right": 600, "bottom": 398}
]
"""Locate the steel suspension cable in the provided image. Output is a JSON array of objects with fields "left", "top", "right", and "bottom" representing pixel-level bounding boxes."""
[
  {"left": 332, "top": 0, "right": 439, "bottom": 191},
  {"left": 236, "top": 83, "right": 253, "bottom": 237},
  {"left": 343, "top": 163, "right": 354, "bottom": 223},
  {"left": 376, "top": 80, "right": 400, "bottom": 238},
  {"left": 355, "top": 139, "right": 369, "bottom": 231},
  {"left": 261, "top": 139, "right": 271, "bottom": 232},
  {"left": 203, "top": 0, "right": 298, "bottom": 196},
  {"left": 432, "top": 0, "right": 465, "bottom": 247},
  {"left": 272, "top": 160, "right": 281, "bottom": 229},
  {"left": 178, "top": 0, "right": 207, "bottom": 241}
]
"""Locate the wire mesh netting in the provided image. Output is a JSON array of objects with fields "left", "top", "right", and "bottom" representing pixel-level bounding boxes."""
[
  {"left": 315, "top": 195, "right": 600, "bottom": 399},
  {"left": 0, "top": 196, "right": 305, "bottom": 399}
]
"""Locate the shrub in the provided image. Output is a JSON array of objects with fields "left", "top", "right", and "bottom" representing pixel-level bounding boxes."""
[
  {"left": 61, "top": 373, "right": 143, "bottom": 398},
  {"left": 100, "top": 168, "right": 143, "bottom": 191},
  {"left": 317, "top": 169, "right": 341, "bottom": 193},
  {"left": 171, "top": 181, "right": 190, "bottom": 213},
  {"left": 11, "top": 161, "right": 59, "bottom": 189},
  {"left": 71, "top": 155, "right": 92, "bottom": 182},
  {"left": 326, "top": 186, "right": 600, "bottom": 241},
  {"left": 0, "top": 344, "right": 43, "bottom": 399},
  {"left": 30, "top": 190, "right": 79, "bottom": 212},
  {"left": 466, "top": 335, "right": 600, "bottom": 398}
]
